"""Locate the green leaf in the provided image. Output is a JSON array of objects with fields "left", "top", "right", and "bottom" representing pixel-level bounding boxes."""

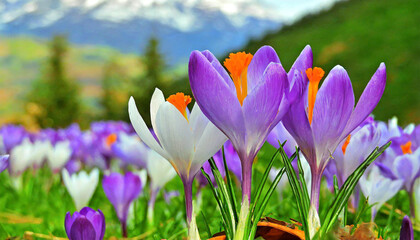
[
  {"left": 222, "top": 146, "right": 239, "bottom": 223},
  {"left": 278, "top": 143, "right": 310, "bottom": 239},
  {"left": 209, "top": 158, "right": 237, "bottom": 233},
  {"left": 201, "top": 167, "right": 233, "bottom": 239},
  {"left": 319, "top": 141, "right": 390, "bottom": 236},
  {"left": 200, "top": 211, "right": 212, "bottom": 238}
]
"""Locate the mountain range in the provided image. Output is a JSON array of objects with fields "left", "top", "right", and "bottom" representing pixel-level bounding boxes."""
[{"left": 0, "top": 0, "right": 336, "bottom": 64}]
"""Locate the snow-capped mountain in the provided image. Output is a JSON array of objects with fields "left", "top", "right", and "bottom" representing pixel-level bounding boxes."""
[{"left": 0, "top": 0, "right": 336, "bottom": 64}]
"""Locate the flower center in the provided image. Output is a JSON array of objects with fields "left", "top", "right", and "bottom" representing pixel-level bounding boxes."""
[
  {"left": 401, "top": 141, "right": 412, "bottom": 154},
  {"left": 167, "top": 92, "right": 192, "bottom": 119},
  {"left": 224, "top": 52, "right": 253, "bottom": 106},
  {"left": 306, "top": 67, "right": 325, "bottom": 124},
  {"left": 106, "top": 133, "right": 117, "bottom": 147},
  {"left": 341, "top": 134, "right": 351, "bottom": 155}
]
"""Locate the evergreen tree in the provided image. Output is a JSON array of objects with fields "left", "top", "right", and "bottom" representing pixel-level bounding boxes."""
[
  {"left": 27, "top": 35, "right": 81, "bottom": 128},
  {"left": 101, "top": 57, "right": 128, "bottom": 120},
  {"left": 131, "top": 37, "right": 166, "bottom": 126}
]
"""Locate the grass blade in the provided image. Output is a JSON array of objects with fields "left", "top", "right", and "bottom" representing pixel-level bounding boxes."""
[
  {"left": 320, "top": 141, "right": 390, "bottom": 236},
  {"left": 221, "top": 146, "right": 239, "bottom": 223}
]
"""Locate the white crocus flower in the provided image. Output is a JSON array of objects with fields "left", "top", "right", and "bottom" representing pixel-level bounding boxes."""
[
  {"left": 129, "top": 88, "right": 227, "bottom": 239},
  {"left": 146, "top": 149, "right": 177, "bottom": 223},
  {"left": 62, "top": 168, "right": 99, "bottom": 210},
  {"left": 129, "top": 88, "right": 227, "bottom": 183},
  {"left": 32, "top": 140, "right": 51, "bottom": 168},
  {"left": 359, "top": 166, "right": 403, "bottom": 220},
  {"left": 46, "top": 141, "right": 72, "bottom": 173},
  {"left": 9, "top": 138, "right": 33, "bottom": 176},
  {"left": 147, "top": 150, "right": 177, "bottom": 192}
]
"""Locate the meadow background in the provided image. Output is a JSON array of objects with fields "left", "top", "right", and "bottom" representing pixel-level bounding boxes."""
[{"left": 0, "top": 0, "right": 419, "bottom": 239}]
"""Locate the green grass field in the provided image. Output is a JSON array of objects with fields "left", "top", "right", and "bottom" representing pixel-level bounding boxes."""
[{"left": 0, "top": 143, "right": 417, "bottom": 239}]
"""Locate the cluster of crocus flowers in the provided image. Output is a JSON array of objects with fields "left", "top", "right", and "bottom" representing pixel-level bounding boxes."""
[
  {"left": 102, "top": 172, "right": 142, "bottom": 237},
  {"left": 376, "top": 125, "right": 420, "bottom": 216},
  {"left": 65, "top": 207, "right": 106, "bottom": 240},
  {"left": 129, "top": 88, "right": 227, "bottom": 238}
]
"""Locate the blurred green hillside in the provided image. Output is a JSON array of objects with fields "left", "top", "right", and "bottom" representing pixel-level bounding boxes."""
[
  {"left": 0, "top": 36, "right": 142, "bottom": 125},
  {"left": 239, "top": 0, "right": 420, "bottom": 125}
]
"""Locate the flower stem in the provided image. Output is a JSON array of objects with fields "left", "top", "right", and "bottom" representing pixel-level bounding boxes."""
[
  {"left": 147, "top": 187, "right": 159, "bottom": 225},
  {"left": 234, "top": 199, "right": 250, "bottom": 240},
  {"left": 183, "top": 179, "right": 194, "bottom": 224},
  {"left": 310, "top": 170, "right": 322, "bottom": 211},
  {"left": 409, "top": 190, "right": 415, "bottom": 218},
  {"left": 241, "top": 159, "right": 252, "bottom": 204},
  {"left": 182, "top": 179, "right": 200, "bottom": 240},
  {"left": 121, "top": 220, "right": 127, "bottom": 238}
]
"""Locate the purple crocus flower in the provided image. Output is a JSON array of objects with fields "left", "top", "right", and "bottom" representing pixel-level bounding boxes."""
[
  {"left": 376, "top": 125, "right": 420, "bottom": 216},
  {"left": 189, "top": 46, "right": 294, "bottom": 203},
  {"left": 400, "top": 215, "right": 414, "bottom": 240},
  {"left": 332, "top": 117, "right": 381, "bottom": 187},
  {"left": 102, "top": 172, "right": 142, "bottom": 237},
  {"left": 111, "top": 133, "right": 148, "bottom": 169},
  {"left": 65, "top": 207, "right": 105, "bottom": 240},
  {"left": 0, "top": 125, "right": 28, "bottom": 153},
  {"left": 0, "top": 155, "right": 9, "bottom": 173},
  {"left": 282, "top": 60, "right": 386, "bottom": 210},
  {"left": 359, "top": 166, "right": 403, "bottom": 220}
]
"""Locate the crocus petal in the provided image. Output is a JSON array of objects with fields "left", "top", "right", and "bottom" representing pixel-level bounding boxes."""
[
  {"left": 242, "top": 62, "right": 285, "bottom": 158},
  {"left": 102, "top": 173, "right": 124, "bottom": 209},
  {"left": 394, "top": 154, "right": 420, "bottom": 191},
  {"left": 376, "top": 162, "right": 399, "bottom": 180},
  {"left": 400, "top": 216, "right": 414, "bottom": 240},
  {"left": 341, "top": 63, "right": 386, "bottom": 139},
  {"left": 247, "top": 45, "right": 281, "bottom": 92},
  {"left": 191, "top": 122, "right": 227, "bottom": 177},
  {"left": 147, "top": 149, "right": 177, "bottom": 190},
  {"left": 312, "top": 65, "right": 355, "bottom": 166},
  {"left": 0, "top": 155, "right": 9, "bottom": 173},
  {"left": 189, "top": 104, "right": 209, "bottom": 144},
  {"left": 70, "top": 216, "right": 96, "bottom": 240},
  {"left": 200, "top": 50, "right": 236, "bottom": 92},
  {"left": 65, "top": 212, "right": 76, "bottom": 237},
  {"left": 189, "top": 50, "right": 246, "bottom": 148},
  {"left": 288, "top": 45, "right": 313, "bottom": 84},
  {"left": 123, "top": 172, "right": 142, "bottom": 204},
  {"left": 155, "top": 102, "right": 194, "bottom": 176},
  {"left": 287, "top": 45, "right": 313, "bottom": 104},
  {"left": 283, "top": 98, "right": 316, "bottom": 166},
  {"left": 150, "top": 88, "right": 165, "bottom": 132},
  {"left": 128, "top": 97, "right": 170, "bottom": 159}
]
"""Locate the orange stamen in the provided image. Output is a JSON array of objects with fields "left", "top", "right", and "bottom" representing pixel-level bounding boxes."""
[
  {"left": 342, "top": 134, "right": 351, "bottom": 155},
  {"left": 167, "top": 92, "right": 192, "bottom": 119},
  {"left": 401, "top": 141, "right": 412, "bottom": 154},
  {"left": 106, "top": 133, "right": 117, "bottom": 147},
  {"left": 224, "top": 52, "right": 253, "bottom": 106},
  {"left": 306, "top": 67, "right": 325, "bottom": 124}
]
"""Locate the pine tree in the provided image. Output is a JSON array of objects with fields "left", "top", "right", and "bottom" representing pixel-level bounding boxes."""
[
  {"left": 101, "top": 57, "right": 128, "bottom": 120},
  {"left": 131, "top": 37, "right": 166, "bottom": 126},
  {"left": 27, "top": 35, "right": 81, "bottom": 128}
]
